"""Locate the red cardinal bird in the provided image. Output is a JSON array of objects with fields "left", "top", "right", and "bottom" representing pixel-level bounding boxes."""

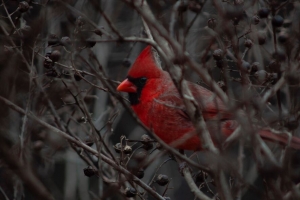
[{"left": 117, "top": 46, "right": 300, "bottom": 150}]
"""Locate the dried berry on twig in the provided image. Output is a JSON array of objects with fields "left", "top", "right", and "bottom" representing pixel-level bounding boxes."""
[
  {"left": 244, "top": 39, "right": 253, "bottom": 48},
  {"left": 258, "top": 8, "right": 270, "bottom": 18},
  {"left": 252, "top": 15, "right": 260, "bottom": 25},
  {"left": 272, "top": 15, "right": 284, "bottom": 27},
  {"left": 123, "top": 145, "right": 132, "bottom": 154},
  {"left": 207, "top": 18, "right": 217, "bottom": 29},
  {"left": 18, "top": 1, "right": 29, "bottom": 13},
  {"left": 212, "top": 49, "right": 223, "bottom": 61},
  {"left": 49, "top": 50, "right": 61, "bottom": 62},
  {"left": 113, "top": 143, "right": 122, "bottom": 153},
  {"left": 83, "top": 166, "right": 98, "bottom": 177},
  {"left": 156, "top": 174, "right": 170, "bottom": 186},
  {"left": 124, "top": 187, "right": 137, "bottom": 198},
  {"left": 48, "top": 34, "right": 60, "bottom": 46},
  {"left": 141, "top": 134, "right": 153, "bottom": 150}
]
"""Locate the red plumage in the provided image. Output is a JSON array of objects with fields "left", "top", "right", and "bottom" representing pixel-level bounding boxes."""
[{"left": 117, "top": 46, "right": 300, "bottom": 150}]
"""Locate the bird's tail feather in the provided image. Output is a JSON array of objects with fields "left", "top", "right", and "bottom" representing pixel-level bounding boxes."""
[{"left": 259, "top": 130, "right": 300, "bottom": 150}]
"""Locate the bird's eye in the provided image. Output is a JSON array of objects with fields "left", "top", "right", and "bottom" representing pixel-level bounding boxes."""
[{"left": 139, "top": 77, "right": 147, "bottom": 84}]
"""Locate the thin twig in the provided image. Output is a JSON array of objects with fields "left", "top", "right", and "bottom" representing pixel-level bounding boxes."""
[
  {"left": 0, "top": 95, "right": 166, "bottom": 200},
  {"left": 182, "top": 167, "right": 213, "bottom": 200}
]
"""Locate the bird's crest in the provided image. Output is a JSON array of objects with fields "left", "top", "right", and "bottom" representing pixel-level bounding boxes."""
[{"left": 128, "top": 46, "right": 163, "bottom": 78}]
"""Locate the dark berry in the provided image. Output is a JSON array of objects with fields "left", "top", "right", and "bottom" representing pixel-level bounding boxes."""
[
  {"left": 178, "top": 2, "right": 188, "bottom": 13},
  {"left": 134, "top": 150, "right": 147, "bottom": 161},
  {"left": 215, "top": 60, "right": 224, "bottom": 68},
  {"left": 48, "top": 34, "right": 60, "bottom": 46},
  {"left": 45, "top": 51, "right": 52, "bottom": 58},
  {"left": 62, "top": 70, "right": 71, "bottom": 78},
  {"left": 125, "top": 187, "right": 137, "bottom": 198},
  {"left": 257, "top": 32, "right": 266, "bottom": 45},
  {"left": 254, "top": 70, "right": 269, "bottom": 83},
  {"left": 272, "top": 15, "right": 284, "bottom": 27},
  {"left": 122, "top": 58, "right": 131, "bottom": 68},
  {"left": 83, "top": 166, "right": 98, "bottom": 177},
  {"left": 86, "top": 39, "right": 96, "bottom": 48},
  {"left": 217, "top": 81, "right": 226, "bottom": 91},
  {"left": 258, "top": 8, "right": 270, "bottom": 18},
  {"left": 284, "top": 119, "right": 299, "bottom": 131},
  {"left": 123, "top": 145, "right": 132, "bottom": 154},
  {"left": 18, "top": 1, "right": 29, "bottom": 13},
  {"left": 141, "top": 134, "right": 153, "bottom": 150},
  {"left": 269, "top": 73, "right": 278, "bottom": 80},
  {"left": 142, "top": 143, "right": 153, "bottom": 151},
  {"left": 141, "top": 134, "right": 152, "bottom": 144},
  {"left": 76, "top": 16, "right": 85, "bottom": 27},
  {"left": 113, "top": 143, "right": 122, "bottom": 153},
  {"left": 244, "top": 39, "right": 253, "bottom": 48},
  {"left": 232, "top": 17, "right": 240, "bottom": 26},
  {"left": 60, "top": 36, "right": 72, "bottom": 47},
  {"left": 74, "top": 72, "right": 84, "bottom": 81},
  {"left": 46, "top": 70, "right": 59, "bottom": 77},
  {"left": 85, "top": 136, "right": 94, "bottom": 147},
  {"left": 195, "top": 171, "right": 208, "bottom": 183},
  {"left": 278, "top": 32, "right": 289, "bottom": 43},
  {"left": 155, "top": 142, "right": 162, "bottom": 150},
  {"left": 251, "top": 62, "right": 260, "bottom": 73},
  {"left": 252, "top": 15, "right": 260, "bottom": 25},
  {"left": 135, "top": 168, "right": 144, "bottom": 179},
  {"left": 94, "top": 29, "right": 103, "bottom": 37},
  {"left": 49, "top": 50, "right": 61, "bottom": 62},
  {"left": 77, "top": 116, "right": 87, "bottom": 123},
  {"left": 33, "top": 140, "right": 44, "bottom": 151},
  {"left": 283, "top": 19, "right": 292, "bottom": 28},
  {"left": 43, "top": 60, "right": 53, "bottom": 69},
  {"left": 188, "top": 1, "right": 201, "bottom": 13},
  {"left": 207, "top": 18, "right": 217, "bottom": 29},
  {"left": 156, "top": 174, "right": 169, "bottom": 186},
  {"left": 212, "top": 49, "right": 223, "bottom": 60},
  {"left": 272, "top": 51, "right": 286, "bottom": 62},
  {"left": 269, "top": 60, "right": 281, "bottom": 72},
  {"left": 241, "top": 60, "right": 251, "bottom": 73}
]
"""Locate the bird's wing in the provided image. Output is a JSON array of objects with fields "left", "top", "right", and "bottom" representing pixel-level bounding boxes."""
[
  {"left": 188, "top": 82, "right": 232, "bottom": 120},
  {"left": 153, "top": 92, "right": 189, "bottom": 119},
  {"left": 152, "top": 83, "right": 232, "bottom": 123},
  {"left": 149, "top": 94, "right": 199, "bottom": 150}
]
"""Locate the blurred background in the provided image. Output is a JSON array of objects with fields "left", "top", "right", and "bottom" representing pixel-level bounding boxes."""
[{"left": 0, "top": 0, "right": 300, "bottom": 199}]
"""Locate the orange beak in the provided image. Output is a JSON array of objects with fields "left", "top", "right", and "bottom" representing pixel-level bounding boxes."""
[{"left": 117, "top": 79, "right": 137, "bottom": 93}]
